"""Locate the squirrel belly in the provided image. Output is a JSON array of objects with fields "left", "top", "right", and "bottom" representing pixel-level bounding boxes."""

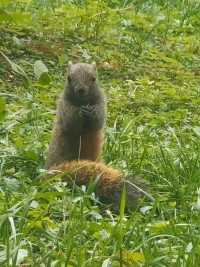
[
  {"left": 79, "top": 130, "right": 103, "bottom": 160},
  {"left": 45, "top": 124, "right": 104, "bottom": 169},
  {"left": 43, "top": 160, "right": 150, "bottom": 211}
]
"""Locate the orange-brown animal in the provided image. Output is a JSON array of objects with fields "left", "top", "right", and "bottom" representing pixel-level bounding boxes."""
[
  {"left": 44, "top": 160, "right": 153, "bottom": 211},
  {"left": 45, "top": 62, "right": 106, "bottom": 169},
  {"left": 45, "top": 62, "right": 152, "bottom": 210}
]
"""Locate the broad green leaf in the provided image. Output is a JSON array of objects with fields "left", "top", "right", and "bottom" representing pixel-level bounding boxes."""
[
  {"left": 34, "top": 60, "right": 51, "bottom": 85},
  {"left": 34, "top": 60, "right": 48, "bottom": 79}
]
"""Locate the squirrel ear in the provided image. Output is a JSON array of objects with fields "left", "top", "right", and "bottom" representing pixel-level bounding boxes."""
[
  {"left": 91, "top": 62, "right": 96, "bottom": 72},
  {"left": 68, "top": 61, "right": 72, "bottom": 73},
  {"left": 67, "top": 61, "right": 72, "bottom": 82}
]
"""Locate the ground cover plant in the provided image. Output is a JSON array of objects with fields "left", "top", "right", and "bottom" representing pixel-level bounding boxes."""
[{"left": 1, "top": 0, "right": 200, "bottom": 266}]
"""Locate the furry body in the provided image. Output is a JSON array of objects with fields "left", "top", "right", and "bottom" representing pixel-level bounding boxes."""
[
  {"left": 45, "top": 63, "right": 106, "bottom": 169},
  {"left": 45, "top": 160, "right": 149, "bottom": 210},
  {"left": 44, "top": 63, "right": 151, "bottom": 210}
]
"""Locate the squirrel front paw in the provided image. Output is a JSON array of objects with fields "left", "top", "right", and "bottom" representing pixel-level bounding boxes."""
[{"left": 79, "top": 105, "right": 96, "bottom": 118}]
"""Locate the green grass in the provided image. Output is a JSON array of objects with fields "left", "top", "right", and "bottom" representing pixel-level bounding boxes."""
[{"left": 1, "top": 0, "right": 200, "bottom": 266}]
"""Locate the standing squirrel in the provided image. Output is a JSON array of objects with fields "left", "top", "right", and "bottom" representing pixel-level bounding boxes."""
[
  {"left": 45, "top": 62, "right": 106, "bottom": 169},
  {"left": 44, "top": 62, "right": 152, "bottom": 210}
]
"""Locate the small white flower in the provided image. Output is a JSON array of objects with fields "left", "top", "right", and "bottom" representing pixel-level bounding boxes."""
[
  {"left": 192, "top": 188, "right": 200, "bottom": 210},
  {"left": 185, "top": 242, "right": 193, "bottom": 253}
]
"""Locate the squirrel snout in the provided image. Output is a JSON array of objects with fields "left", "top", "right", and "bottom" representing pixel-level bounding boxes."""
[{"left": 77, "top": 88, "right": 87, "bottom": 97}]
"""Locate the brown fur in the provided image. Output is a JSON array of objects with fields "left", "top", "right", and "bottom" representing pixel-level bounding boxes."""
[
  {"left": 45, "top": 63, "right": 106, "bottom": 169},
  {"left": 44, "top": 63, "right": 151, "bottom": 210},
  {"left": 44, "top": 160, "right": 149, "bottom": 210},
  {"left": 80, "top": 130, "right": 103, "bottom": 160}
]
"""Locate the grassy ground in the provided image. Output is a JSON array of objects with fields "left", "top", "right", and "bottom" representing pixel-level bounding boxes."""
[{"left": 1, "top": 0, "right": 200, "bottom": 266}]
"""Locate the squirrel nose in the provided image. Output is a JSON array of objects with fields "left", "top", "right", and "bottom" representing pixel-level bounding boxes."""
[{"left": 78, "top": 89, "right": 86, "bottom": 96}]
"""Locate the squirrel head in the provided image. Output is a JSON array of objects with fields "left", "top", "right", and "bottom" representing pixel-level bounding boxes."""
[{"left": 66, "top": 62, "right": 99, "bottom": 103}]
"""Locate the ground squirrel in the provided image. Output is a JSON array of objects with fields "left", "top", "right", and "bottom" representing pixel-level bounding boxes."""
[
  {"left": 44, "top": 62, "right": 152, "bottom": 210},
  {"left": 45, "top": 62, "right": 106, "bottom": 169}
]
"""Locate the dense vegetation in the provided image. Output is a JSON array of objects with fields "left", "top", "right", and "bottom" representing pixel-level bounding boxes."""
[{"left": 1, "top": 0, "right": 200, "bottom": 266}]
